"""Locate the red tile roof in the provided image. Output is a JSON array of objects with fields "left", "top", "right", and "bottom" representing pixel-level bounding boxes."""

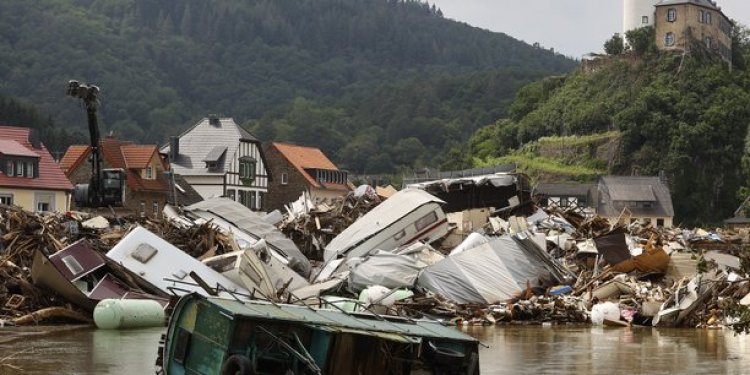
[
  {"left": 0, "top": 139, "right": 41, "bottom": 158},
  {"left": 121, "top": 145, "right": 159, "bottom": 169},
  {"left": 62, "top": 137, "right": 168, "bottom": 193},
  {"left": 59, "top": 145, "right": 91, "bottom": 176},
  {"left": 101, "top": 137, "right": 131, "bottom": 169},
  {"left": 271, "top": 142, "right": 340, "bottom": 188},
  {"left": 0, "top": 126, "right": 74, "bottom": 191}
]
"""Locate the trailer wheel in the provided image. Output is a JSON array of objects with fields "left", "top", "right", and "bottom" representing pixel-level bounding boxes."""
[{"left": 221, "top": 354, "right": 255, "bottom": 375}]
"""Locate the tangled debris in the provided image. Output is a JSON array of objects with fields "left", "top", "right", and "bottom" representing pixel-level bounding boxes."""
[
  {"left": 0, "top": 204, "right": 229, "bottom": 326},
  {"left": 2, "top": 184, "right": 750, "bottom": 333}
]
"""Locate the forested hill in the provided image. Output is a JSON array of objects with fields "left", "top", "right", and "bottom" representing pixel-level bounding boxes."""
[
  {"left": 0, "top": 0, "right": 575, "bottom": 159},
  {"left": 463, "top": 28, "right": 750, "bottom": 225}
]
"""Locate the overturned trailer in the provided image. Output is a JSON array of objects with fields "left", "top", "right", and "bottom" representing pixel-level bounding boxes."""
[
  {"left": 158, "top": 293, "right": 480, "bottom": 375},
  {"left": 323, "top": 189, "right": 449, "bottom": 262}
]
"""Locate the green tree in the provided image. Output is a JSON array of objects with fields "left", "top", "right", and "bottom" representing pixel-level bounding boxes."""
[
  {"left": 604, "top": 33, "right": 624, "bottom": 55},
  {"left": 625, "top": 26, "right": 657, "bottom": 55}
]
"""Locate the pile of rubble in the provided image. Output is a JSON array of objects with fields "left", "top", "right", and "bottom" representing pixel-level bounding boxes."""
[
  {"left": 2, "top": 181, "right": 750, "bottom": 334},
  {"left": 278, "top": 187, "right": 382, "bottom": 260},
  {"left": 0, "top": 204, "right": 230, "bottom": 325}
]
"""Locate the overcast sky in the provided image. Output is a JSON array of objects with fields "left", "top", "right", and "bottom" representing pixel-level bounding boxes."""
[{"left": 428, "top": 0, "right": 750, "bottom": 58}]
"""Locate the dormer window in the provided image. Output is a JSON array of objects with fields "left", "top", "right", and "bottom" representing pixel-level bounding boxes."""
[
  {"left": 145, "top": 166, "right": 153, "bottom": 179},
  {"left": 203, "top": 146, "right": 227, "bottom": 173},
  {"left": 3, "top": 157, "right": 37, "bottom": 178}
]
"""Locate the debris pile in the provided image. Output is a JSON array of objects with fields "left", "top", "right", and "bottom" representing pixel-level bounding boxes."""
[
  {"left": 0, "top": 204, "right": 229, "bottom": 325},
  {"left": 278, "top": 189, "right": 382, "bottom": 260},
  {"left": 3, "top": 178, "right": 750, "bottom": 333}
]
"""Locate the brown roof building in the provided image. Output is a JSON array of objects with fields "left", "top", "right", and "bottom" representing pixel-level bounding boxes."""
[
  {"left": 0, "top": 125, "right": 73, "bottom": 212},
  {"left": 61, "top": 136, "right": 200, "bottom": 216},
  {"left": 264, "top": 142, "right": 350, "bottom": 211}
]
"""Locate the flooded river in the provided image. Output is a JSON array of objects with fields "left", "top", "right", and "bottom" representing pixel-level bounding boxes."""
[{"left": 1, "top": 325, "right": 748, "bottom": 374}]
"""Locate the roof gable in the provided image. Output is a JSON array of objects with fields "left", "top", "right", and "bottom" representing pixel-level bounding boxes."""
[
  {"left": 121, "top": 145, "right": 159, "bottom": 169},
  {"left": 597, "top": 176, "right": 674, "bottom": 218},
  {"left": 0, "top": 125, "right": 73, "bottom": 191},
  {"left": 161, "top": 117, "right": 261, "bottom": 176},
  {"left": 271, "top": 142, "right": 340, "bottom": 188},
  {"left": 59, "top": 145, "right": 91, "bottom": 176}
]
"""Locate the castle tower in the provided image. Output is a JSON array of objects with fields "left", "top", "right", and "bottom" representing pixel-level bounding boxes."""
[{"left": 623, "top": 0, "right": 660, "bottom": 37}]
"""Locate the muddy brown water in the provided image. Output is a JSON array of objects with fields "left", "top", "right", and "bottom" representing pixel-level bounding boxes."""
[{"left": 0, "top": 325, "right": 748, "bottom": 374}]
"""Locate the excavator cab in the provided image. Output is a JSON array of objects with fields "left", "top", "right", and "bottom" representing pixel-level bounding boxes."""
[{"left": 73, "top": 168, "right": 126, "bottom": 208}]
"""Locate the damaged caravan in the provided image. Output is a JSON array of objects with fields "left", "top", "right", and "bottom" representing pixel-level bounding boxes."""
[{"left": 323, "top": 189, "right": 449, "bottom": 262}]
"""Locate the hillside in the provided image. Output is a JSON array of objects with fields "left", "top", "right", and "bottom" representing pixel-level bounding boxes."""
[
  {"left": 0, "top": 0, "right": 575, "bottom": 161},
  {"left": 465, "top": 30, "right": 750, "bottom": 225}
]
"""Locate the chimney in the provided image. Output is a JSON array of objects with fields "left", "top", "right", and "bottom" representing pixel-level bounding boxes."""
[
  {"left": 169, "top": 136, "right": 180, "bottom": 160},
  {"left": 28, "top": 129, "right": 42, "bottom": 149},
  {"left": 208, "top": 114, "right": 220, "bottom": 127}
]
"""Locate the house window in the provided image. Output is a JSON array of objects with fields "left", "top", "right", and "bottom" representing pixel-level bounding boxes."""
[
  {"left": 705, "top": 12, "right": 712, "bottom": 25},
  {"left": 238, "top": 190, "right": 246, "bottom": 207},
  {"left": 281, "top": 172, "right": 288, "bottom": 185},
  {"left": 415, "top": 211, "right": 438, "bottom": 232},
  {"left": 153, "top": 201, "right": 159, "bottom": 217},
  {"left": 642, "top": 16, "right": 649, "bottom": 24},
  {"left": 5, "top": 161, "right": 13, "bottom": 176},
  {"left": 665, "top": 32, "right": 675, "bottom": 46},
  {"left": 15, "top": 161, "right": 23, "bottom": 176},
  {"left": 657, "top": 219, "right": 665, "bottom": 227},
  {"left": 249, "top": 191, "right": 257, "bottom": 210},
  {"left": 145, "top": 166, "right": 153, "bottom": 179},
  {"left": 25, "top": 162, "right": 34, "bottom": 178},
  {"left": 0, "top": 193, "right": 13, "bottom": 206},
  {"left": 698, "top": 10, "right": 705, "bottom": 23},
  {"left": 705, "top": 36, "right": 712, "bottom": 48},
  {"left": 140, "top": 201, "right": 146, "bottom": 217},
  {"left": 35, "top": 192, "right": 54, "bottom": 212},
  {"left": 239, "top": 157, "right": 256, "bottom": 186},
  {"left": 667, "top": 9, "right": 676, "bottom": 22},
  {"left": 227, "top": 189, "right": 236, "bottom": 201},
  {"left": 257, "top": 191, "right": 264, "bottom": 211}
]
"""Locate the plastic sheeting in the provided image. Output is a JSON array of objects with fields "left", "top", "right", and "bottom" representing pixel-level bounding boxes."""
[
  {"left": 449, "top": 232, "right": 490, "bottom": 256},
  {"left": 347, "top": 244, "right": 444, "bottom": 292},
  {"left": 418, "top": 236, "right": 546, "bottom": 304}
]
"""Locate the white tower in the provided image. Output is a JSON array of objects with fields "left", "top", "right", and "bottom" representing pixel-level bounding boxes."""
[{"left": 623, "top": 0, "right": 660, "bottom": 37}]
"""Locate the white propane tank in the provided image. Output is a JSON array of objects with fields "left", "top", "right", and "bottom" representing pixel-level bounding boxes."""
[{"left": 94, "top": 299, "right": 165, "bottom": 329}]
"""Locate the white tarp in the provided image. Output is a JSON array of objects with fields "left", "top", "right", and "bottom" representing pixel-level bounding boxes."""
[
  {"left": 347, "top": 243, "right": 444, "bottom": 292},
  {"left": 418, "top": 235, "right": 546, "bottom": 304}
]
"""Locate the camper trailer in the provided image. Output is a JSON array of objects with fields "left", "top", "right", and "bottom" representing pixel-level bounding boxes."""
[
  {"left": 106, "top": 226, "right": 251, "bottom": 300},
  {"left": 323, "top": 189, "right": 449, "bottom": 262}
]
